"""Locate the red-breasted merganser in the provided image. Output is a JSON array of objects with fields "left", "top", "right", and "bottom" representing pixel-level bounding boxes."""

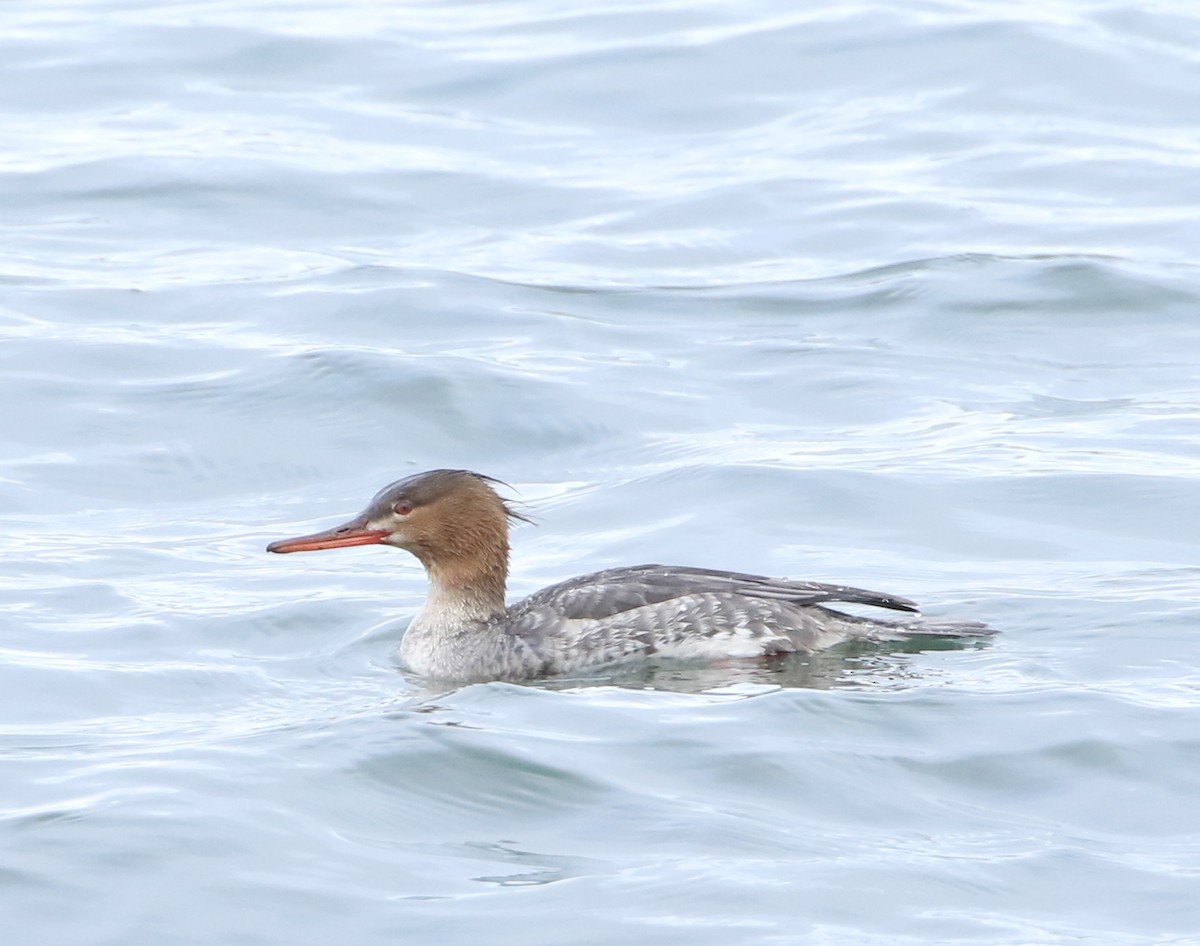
[{"left": 266, "top": 469, "right": 992, "bottom": 681}]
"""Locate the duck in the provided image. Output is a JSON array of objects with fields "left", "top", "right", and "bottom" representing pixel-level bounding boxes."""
[{"left": 266, "top": 469, "right": 992, "bottom": 681}]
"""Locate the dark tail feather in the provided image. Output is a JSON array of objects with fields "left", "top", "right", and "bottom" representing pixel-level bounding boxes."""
[{"left": 828, "top": 609, "right": 996, "bottom": 643}]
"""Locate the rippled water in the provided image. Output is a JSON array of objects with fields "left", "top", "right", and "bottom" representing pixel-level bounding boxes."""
[{"left": 5, "top": 1, "right": 1200, "bottom": 943}]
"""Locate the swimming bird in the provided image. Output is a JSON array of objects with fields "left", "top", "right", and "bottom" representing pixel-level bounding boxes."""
[{"left": 266, "top": 469, "right": 992, "bottom": 681}]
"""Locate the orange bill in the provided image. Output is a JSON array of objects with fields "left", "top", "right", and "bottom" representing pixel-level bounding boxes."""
[{"left": 266, "top": 516, "right": 389, "bottom": 554}]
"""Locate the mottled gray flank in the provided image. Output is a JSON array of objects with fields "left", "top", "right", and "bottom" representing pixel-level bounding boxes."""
[{"left": 400, "top": 562, "right": 993, "bottom": 682}]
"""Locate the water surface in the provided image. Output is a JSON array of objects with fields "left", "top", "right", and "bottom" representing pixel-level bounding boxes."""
[{"left": 3, "top": 1, "right": 1200, "bottom": 943}]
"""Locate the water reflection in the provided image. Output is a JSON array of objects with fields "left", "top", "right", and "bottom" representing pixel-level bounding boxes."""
[{"left": 522, "top": 637, "right": 994, "bottom": 694}]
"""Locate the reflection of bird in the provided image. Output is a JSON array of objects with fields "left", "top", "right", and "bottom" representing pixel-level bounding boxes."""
[{"left": 267, "top": 469, "right": 992, "bottom": 682}]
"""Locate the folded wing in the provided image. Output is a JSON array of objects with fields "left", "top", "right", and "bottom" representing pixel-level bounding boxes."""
[{"left": 513, "top": 563, "right": 920, "bottom": 622}]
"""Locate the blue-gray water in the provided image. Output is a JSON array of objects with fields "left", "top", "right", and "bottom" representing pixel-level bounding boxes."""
[{"left": 4, "top": 2, "right": 1200, "bottom": 943}]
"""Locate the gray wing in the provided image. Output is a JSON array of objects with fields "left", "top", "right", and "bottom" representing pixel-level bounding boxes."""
[{"left": 512, "top": 563, "right": 920, "bottom": 621}]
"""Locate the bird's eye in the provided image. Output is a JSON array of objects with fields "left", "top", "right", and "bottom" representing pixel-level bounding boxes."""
[{"left": 393, "top": 500, "right": 414, "bottom": 516}]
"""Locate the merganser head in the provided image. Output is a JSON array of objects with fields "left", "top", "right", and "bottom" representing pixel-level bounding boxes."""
[{"left": 266, "top": 469, "right": 529, "bottom": 573}]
